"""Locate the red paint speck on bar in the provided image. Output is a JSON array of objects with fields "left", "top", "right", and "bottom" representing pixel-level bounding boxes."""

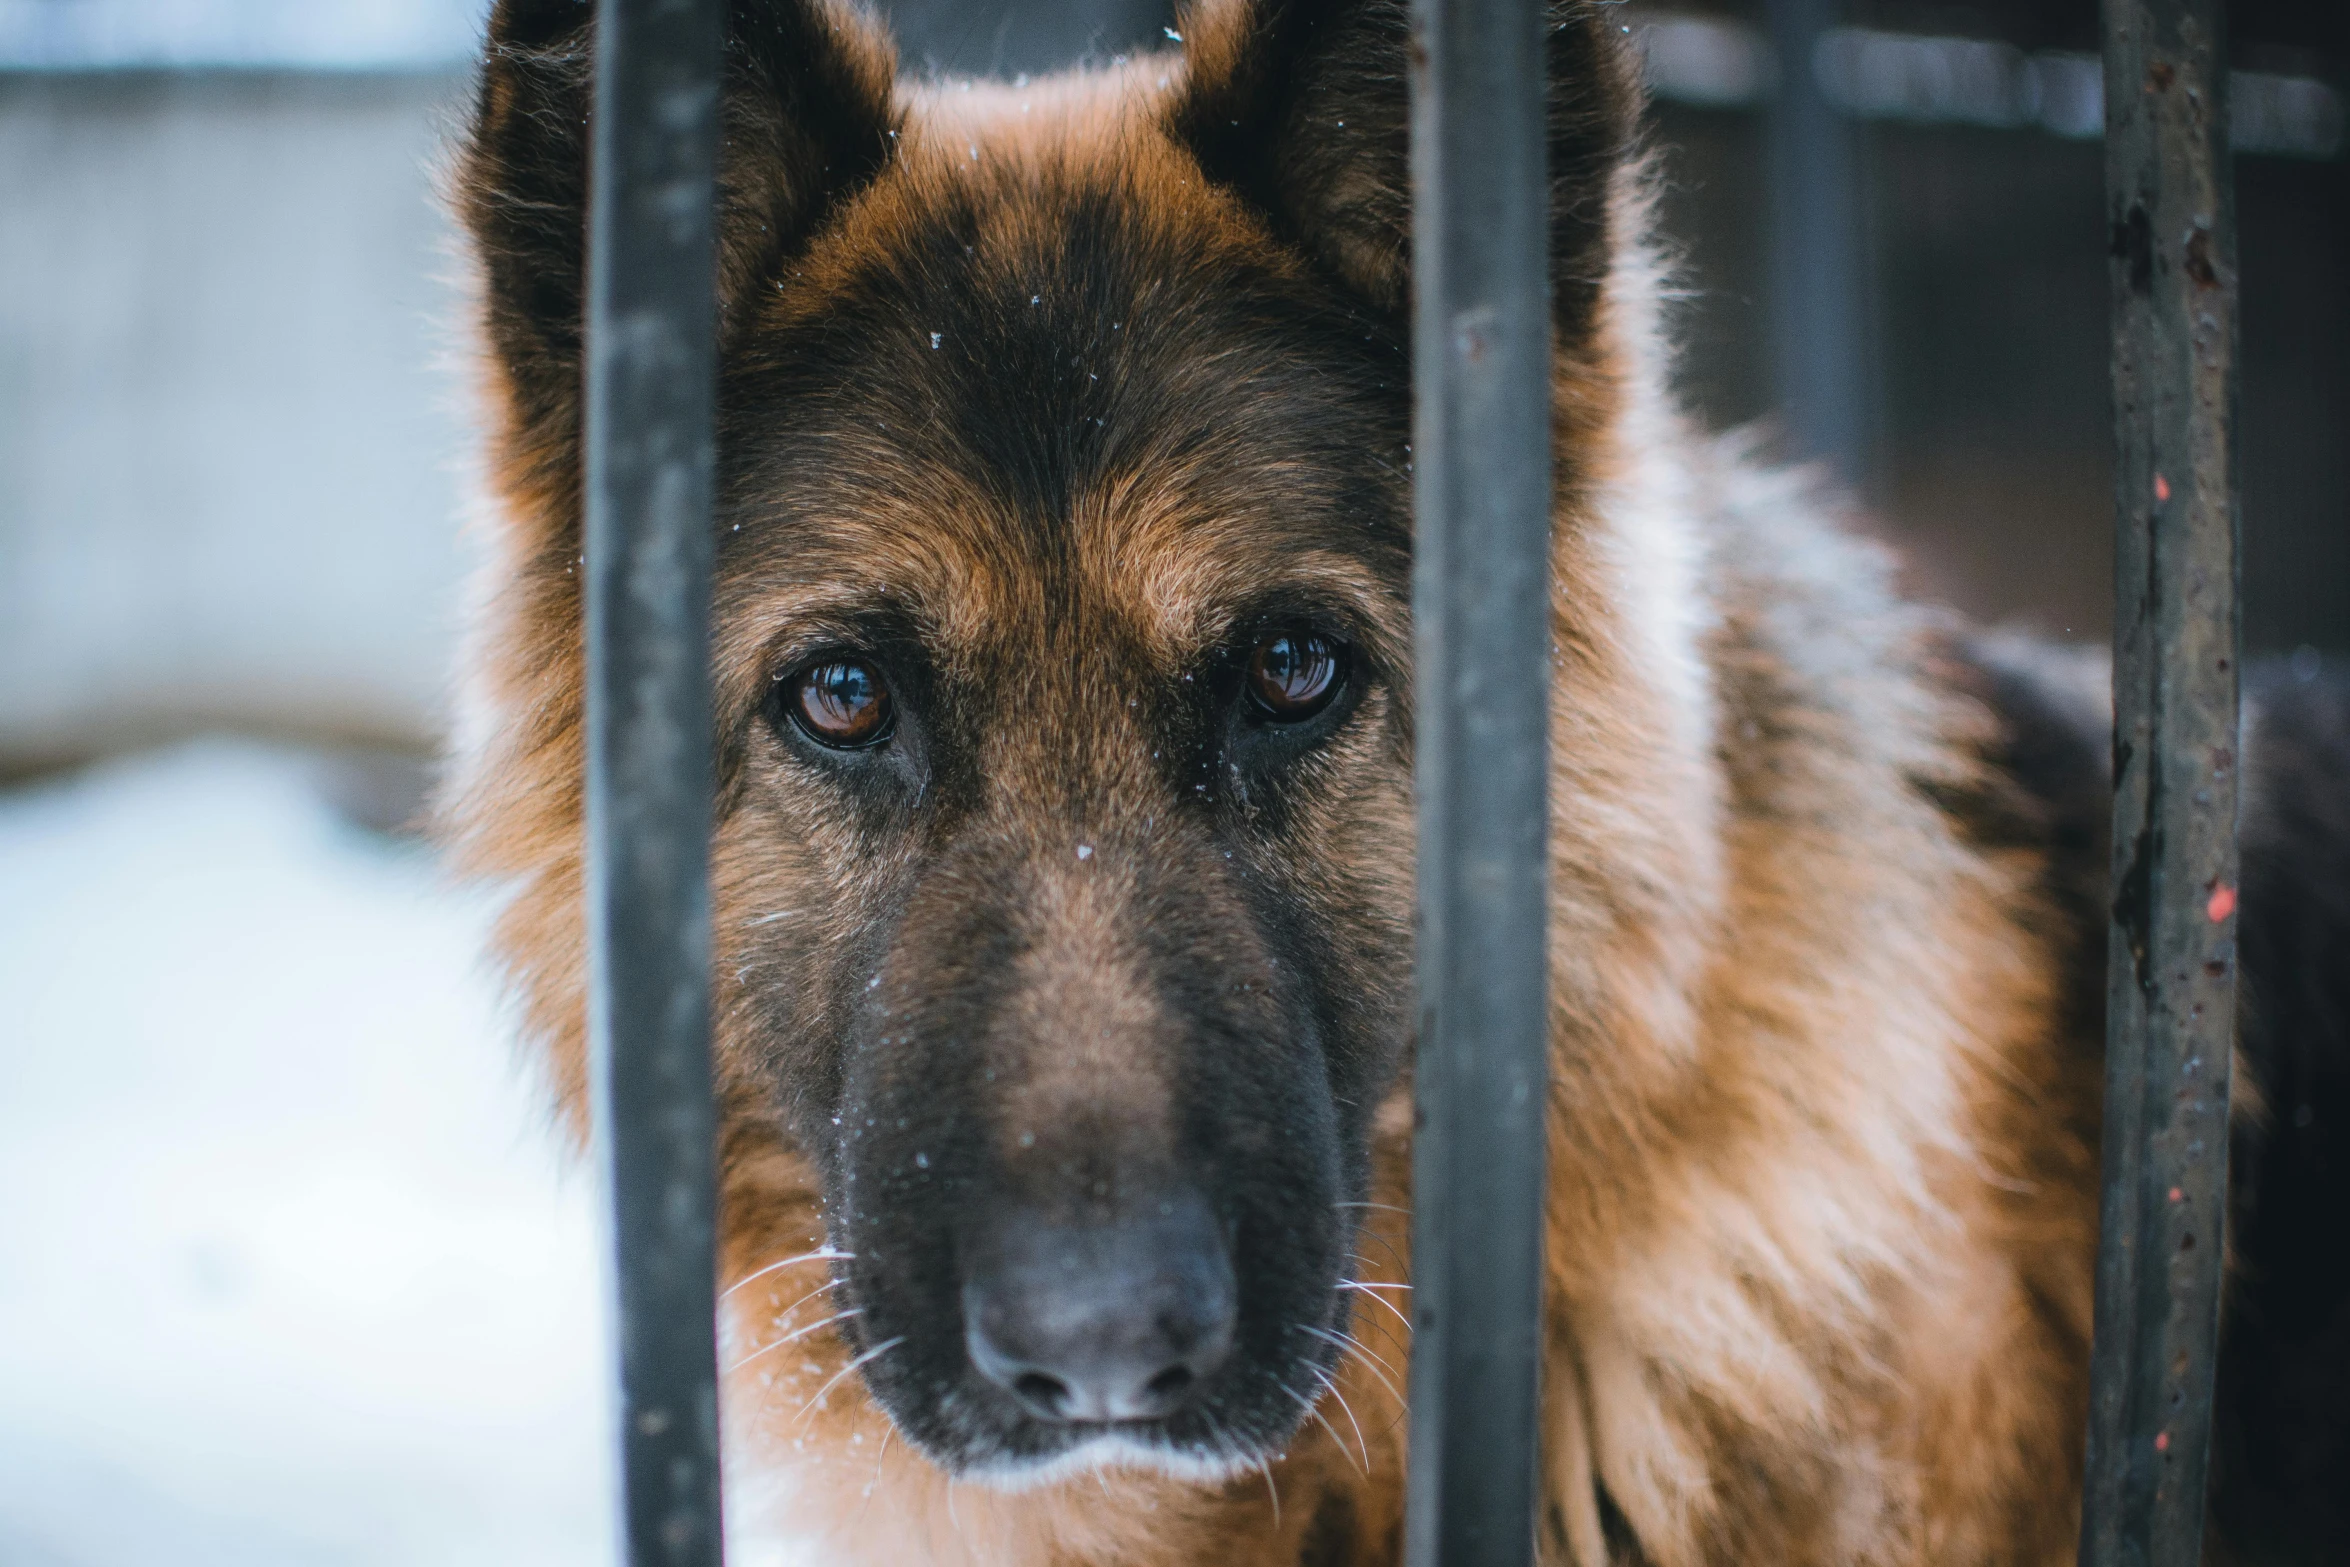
[
  {"left": 2155, "top": 473, "right": 2172, "bottom": 502},
  {"left": 2155, "top": 1431, "right": 2171, "bottom": 1453},
  {"left": 2169, "top": 1186, "right": 2184, "bottom": 1203},
  {"left": 2207, "top": 884, "right": 2237, "bottom": 923}
]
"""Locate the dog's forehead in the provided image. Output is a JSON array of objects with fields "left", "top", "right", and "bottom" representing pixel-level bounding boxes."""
[{"left": 714, "top": 116, "right": 1413, "bottom": 682}]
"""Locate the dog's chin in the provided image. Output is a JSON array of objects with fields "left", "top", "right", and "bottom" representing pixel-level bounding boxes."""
[{"left": 954, "top": 1428, "right": 1265, "bottom": 1493}]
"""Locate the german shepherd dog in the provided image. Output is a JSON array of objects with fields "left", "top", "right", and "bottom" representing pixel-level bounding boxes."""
[{"left": 445, "top": 1, "right": 2350, "bottom": 1560}]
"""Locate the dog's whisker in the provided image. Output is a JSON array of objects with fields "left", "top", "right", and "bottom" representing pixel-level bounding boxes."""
[
  {"left": 791, "top": 1335, "right": 905, "bottom": 1430},
  {"left": 1339, "top": 1306, "right": 1412, "bottom": 1361},
  {"left": 1335, "top": 1290, "right": 1414, "bottom": 1350},
  {"left": 774, "top": 1273, "right": 846, "bottom": 1316},
  {"left": 1324, "top": 1326, "right": 1413, "bottom": 1439},
  {"left": 1337, "top": 1279, "right": 1415, "bottom": 1335},
  {"left": 728, "top": 1306, "right": 864, "bottom": 1373},
  {"left": 1333, "top": 1200, "right": 1414, "bottom": 1217},
  {"left": 854, "top": 1420, "right": 894, "bottom": 1527},
  {"left": 1336, "top": 1272, "right": 1414, "bottom": 1322},
  {"left": 721, "top": 1246, "right": 853, "bottom": 1304},
  {"left": 1303, "top": 1359, "right": 1374, "bottom": 1471},
  {"left": 1277, "top": 1376, "right": 1366, "bottom": 1478},
  {"left": 743, "top": 908, "right": 803, "bottom": 927},
  {"left": 1337, "top": 1324, "right": 1406, "bottom": 1381},
  {"left": 1254, "top": 1456, "right": 1282, "bottom": 1527},
  {"left": 1197, "top": 1404, "right": 1247, "bottom": 1478},
  {"left": 1300, "top": 1321, "right": 1409, "bottom": 1411},
  {"left": 1304, "top": 1319, "right": 1405, "bottom": 1384},
  {"left": 726, "top": 1275, "right": 845, "bottom": 1358}
]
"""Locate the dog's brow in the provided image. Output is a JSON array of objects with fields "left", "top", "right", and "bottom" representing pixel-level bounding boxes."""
[
  {"left": 715, "top": 576, "right": 905, "bottom": 664},
  {"left": 714, "top": 482, "right": 1406, "bottom": 683},
  {"left": 1105, "top": 539, "right": 1404, "bottom": 669}
]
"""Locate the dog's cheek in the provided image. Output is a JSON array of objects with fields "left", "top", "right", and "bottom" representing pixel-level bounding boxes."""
[
  {"left": 1257, "top": 725, "right": 1419, "bottom": 1126},
  {"left": 713, "top": 778, "right": 924, "bottom": 1185}
]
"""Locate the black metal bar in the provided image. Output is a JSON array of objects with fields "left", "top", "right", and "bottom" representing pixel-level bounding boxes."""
[
  {"left": 584, "top": 1, "right": 727, "bottom": 1563},
  {"left": 1404, "top": 0, "right": 1553, "bottom": 1562},
  {"left": 2079, "top": 0, "right": 2240, "bottom": 1563},
  {"left": 1763, "top": 0, "right": 1871, "bottom": 486}
]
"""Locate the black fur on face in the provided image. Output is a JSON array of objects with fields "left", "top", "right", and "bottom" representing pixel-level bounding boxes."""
[{"left": 461, "top": 0, "right": 1634, "bottom": 1481}]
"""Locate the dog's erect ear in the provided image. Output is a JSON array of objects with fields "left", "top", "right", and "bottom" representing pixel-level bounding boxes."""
[
  {"left": 1168, "top": 0, "right": 1636, "bottom": 332},
  {"left": 459, "top": 0, "right": 897, "bottom": 447}
]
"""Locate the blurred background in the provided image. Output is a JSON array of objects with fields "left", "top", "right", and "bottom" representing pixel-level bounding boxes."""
[{"left": 0, "top": 1, "right": 2340, "bottom": 1563}]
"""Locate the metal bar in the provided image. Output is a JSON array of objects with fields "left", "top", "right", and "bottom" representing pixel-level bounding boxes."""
[
  {"left": 2079, "top": 0, "right": 2240, "bottom": 1562},
  {"left": 584, "top": 1, "right": 728, "bottom": 1564},
  {"left": 1404, "top": 0, "right": 1554, "bottom": 1562},
  {"left": 1763, "top": 0, "right": 1871, "bottom": 486}
]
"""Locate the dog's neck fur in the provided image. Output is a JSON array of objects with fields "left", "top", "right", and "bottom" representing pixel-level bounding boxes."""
[{"left": 1524, "top": 177, "right": 2094, "bottom": 1566}]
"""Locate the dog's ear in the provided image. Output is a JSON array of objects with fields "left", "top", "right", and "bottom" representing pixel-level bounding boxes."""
[
  {"left": 459, "top": 0, "right": 897, "bottom": 454},
  {"left": 1168, "top": 0, "right": 1635, "bottom": 333}
]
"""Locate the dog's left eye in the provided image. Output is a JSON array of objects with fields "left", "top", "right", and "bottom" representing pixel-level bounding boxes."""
[{"left": 1245, "top": 631, "right": 1346, "bottom": 722}]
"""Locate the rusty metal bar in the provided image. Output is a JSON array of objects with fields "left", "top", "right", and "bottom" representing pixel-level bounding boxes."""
[
  {"left": 583, "top": 0, "right": 728, "bottom": 1562},
  {"left": 1404, "top": 0, "right": 1554, "bottom": 1563},
  {"left": 2079, "top": 0, "right": 2241, "bottom": 1563}
]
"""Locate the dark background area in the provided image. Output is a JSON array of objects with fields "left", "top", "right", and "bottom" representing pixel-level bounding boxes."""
[
  {"left": 886, "top": 0, "right": 1173, "bottom": 77},
  {"left": 1650, "top": 0, "right": 2348, "bottom": 653}
]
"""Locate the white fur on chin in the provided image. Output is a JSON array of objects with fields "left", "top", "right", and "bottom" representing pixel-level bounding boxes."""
[{"left": 956, "top": 1428, "right": 1265, "bottom": 1493}]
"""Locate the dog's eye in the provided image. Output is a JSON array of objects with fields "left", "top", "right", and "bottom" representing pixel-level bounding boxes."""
[
  {"left": 786, "top": 658, "right": 893, "bottom": 748},
  {"left": 1245, "top": 631, "right": 1345, "bottom": 721}
]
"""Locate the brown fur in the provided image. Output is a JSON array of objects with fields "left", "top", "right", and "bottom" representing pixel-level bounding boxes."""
[{"left": 440, "top": 3, "right": 2244, "bottom": 1563}]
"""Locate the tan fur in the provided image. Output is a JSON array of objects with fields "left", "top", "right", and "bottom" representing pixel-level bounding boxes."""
[{"left": 443, "top": 11, "right": 2104, "bottom": 1563}]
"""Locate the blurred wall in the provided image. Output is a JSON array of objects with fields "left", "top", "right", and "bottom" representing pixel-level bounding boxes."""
[
  {"left": 0, "top": 2, "right": 1181, "bottom": 776},
  {"left": 0, "top": 70, "right": 474, "bottom": 768}
]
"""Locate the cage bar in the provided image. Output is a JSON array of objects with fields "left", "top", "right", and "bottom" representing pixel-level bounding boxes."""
[
  {"left": 583, "top": 1, "right": 729, "bottom": 1564},
  {"left": 2078, "top": 1, "right": 2241, "bottom": 1564},
  {"left": 1763, "top": 0, "right": 1872, "bottom": 487},
  {"left": 1403, "top": 0, "right": 1555, "bottom": 1563}
]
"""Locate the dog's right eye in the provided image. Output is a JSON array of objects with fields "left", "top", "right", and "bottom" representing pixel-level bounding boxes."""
[{"left": 783, "top": 658, "right": 894, "bottom": 749}]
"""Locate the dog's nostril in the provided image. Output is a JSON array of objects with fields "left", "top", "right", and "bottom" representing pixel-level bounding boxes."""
[
  {"left": 963, "top": 1189, "right": 1237, "bottom": 1426},
  {"left": 1012, "top": 1370, "right": 1074, "bottom": 1418}
]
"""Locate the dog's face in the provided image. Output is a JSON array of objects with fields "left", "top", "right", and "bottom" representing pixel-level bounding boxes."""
[
  {"left": 459, "top": 0, "right": 1630, "bottom": 1484},
  {"left": 711, "top": 156, "right": 1422, "bottom": 1476}
]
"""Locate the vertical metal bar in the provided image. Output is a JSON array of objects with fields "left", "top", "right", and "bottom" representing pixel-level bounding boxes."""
[
  {"left": 1763, "top": 0, "right": 1870, "bottom": 486},
  {"left": 584, "top": 1, "right": 727, "bottom": 1564},
  {"left": 1404, "top": 0, "right": 1553, "bottom": 1563},
  {"left": 2080, "top": 0, "right": 2239, "bottom": 1563}
]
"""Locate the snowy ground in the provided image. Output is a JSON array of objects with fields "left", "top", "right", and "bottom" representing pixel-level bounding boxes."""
[{"left": 0, "top": 741, "right": 616, "bottom": 1567}]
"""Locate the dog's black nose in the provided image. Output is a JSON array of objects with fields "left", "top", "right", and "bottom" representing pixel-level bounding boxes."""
[{"left": 963, "top": 1190, "right": 1237, "bottom": 1424}]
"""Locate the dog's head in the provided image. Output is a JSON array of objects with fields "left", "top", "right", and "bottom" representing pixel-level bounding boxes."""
[{"left": 455, "top": 0, "right": 1635, "bottom": 1484}]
